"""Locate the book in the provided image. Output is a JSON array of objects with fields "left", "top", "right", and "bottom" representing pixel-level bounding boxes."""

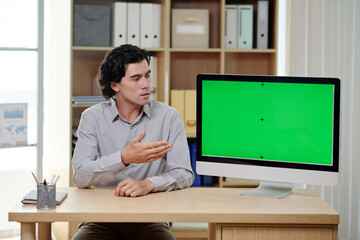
[{"left": 21, "top": 190, "right": 68, "bottom": 205}]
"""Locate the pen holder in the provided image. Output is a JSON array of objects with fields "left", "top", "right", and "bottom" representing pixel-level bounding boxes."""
[{"left": 37, "top": 183, "right": 56, "bottom": 210}]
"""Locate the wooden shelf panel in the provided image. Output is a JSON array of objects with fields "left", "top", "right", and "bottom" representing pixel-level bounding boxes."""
[
  {"left": 170, "top": 48, "right": 222, "bottom": 53},
  {"left": 72, "top": 51, "right": 105, "bottom": 96},
  {"left": 73, "top": 46, "right": 166, "bottom": 52},
  {"left": 170, "top": 52, "right": 221, "bottom": 90},
  {"left": 224, "top": 52, "right": 276, "bottom": 75},
  {"left": 224, "top": 49, "right": 276, "bottom": 53}
]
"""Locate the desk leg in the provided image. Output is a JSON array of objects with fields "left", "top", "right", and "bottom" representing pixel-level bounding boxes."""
[
  {"left": 208, "top": 223, "right": 221, "bottom": 240},
  {"left": 38, "top": 222, "right": 52, "bottom": 240},
  {"left": 21, "top": 222, "right": 35, "bottom": 240}
]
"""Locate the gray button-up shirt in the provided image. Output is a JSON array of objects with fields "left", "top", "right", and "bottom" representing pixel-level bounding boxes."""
[{"left": 72, "top": 99, "right": 194, "bottom": 192}]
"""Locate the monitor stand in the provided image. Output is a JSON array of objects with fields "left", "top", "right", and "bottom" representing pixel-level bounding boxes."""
[{"left": 241, "top": 182, "right": 293, "bottom": 199}]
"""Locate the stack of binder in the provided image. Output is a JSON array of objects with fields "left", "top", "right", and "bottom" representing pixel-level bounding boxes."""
[
  {"left": 112, "top": 2, "right": 161, "bottom": 48},
  {"left": 225, "top": 0, "right": 269, "bottom": 49},
  {"left": 189, "top": 143, "right": 214, "bottom": 187},
  {"left": 72, "top": 95, "right": 105, "bottom": 104}
]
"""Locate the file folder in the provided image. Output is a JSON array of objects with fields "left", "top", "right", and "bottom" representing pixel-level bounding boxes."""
[
  {"left": 140, "top": 3, "right": 152, "bottom": 48},
  {"left": 149, "top": 56, "right": 158, "bottom": 100},
  {"left": 257, "top": 0, "right": 269, "bottom": 49},
  {"left": 151, "top": 4, "right": 161, "bottom": 48},
  {"left": 170, "top": 90, "right": 185, "bottom": 123},
  {"left": 238, "top": 5, "right": 253, "bottom": 49},
  {"left": 225, "top": 5, "right": 238, "bottom": 49},
  {"left": 127, "top": 3, "right": 140, "bottom": 46},
  {"left": 112, "top": 2, "right": 127, "bottom": 47}
]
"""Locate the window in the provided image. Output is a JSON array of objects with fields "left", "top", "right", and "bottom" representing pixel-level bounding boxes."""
[{"left": 0, "top": 0, "right": 43, "bottom": 237}]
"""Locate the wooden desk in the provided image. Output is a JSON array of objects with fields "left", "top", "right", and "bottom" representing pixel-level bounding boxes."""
[{"left": 9, "top": 187, "right": 339, "bottom": 240}]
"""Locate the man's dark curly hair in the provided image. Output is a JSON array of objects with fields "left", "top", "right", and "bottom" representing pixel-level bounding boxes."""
[{"left": 97, "top": 44, "right": 150, "bottom": 100}]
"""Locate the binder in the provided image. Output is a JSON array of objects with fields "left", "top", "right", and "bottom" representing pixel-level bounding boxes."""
[
  {"left": 140, "top": 3, "right": 152, "bottom": 48},
  {"left": 190, "top": 143, "right": 201, "bottom": 187},
  {"left": 257, "top": 0, "right": 269, "bottom": 49},
  {"left": 238, "top": 5, "right": 253, "bottom": 49},
  {"left": 170, "top": 90, "right": 185, "bottom": 123},
  {"left": 112, "top": 2, "right": 127, "bottom": 47},
  {"left": 184, "top": 90, "right": 196, "bottom": 135},
  {"left": 140, "top": 3, "right": 162, "bottom": 48},
  {"left": 225, "top": 5, "right": 238, "bottom": 49},
  {"left": 202, "top": 175, "right": 214, "bottom": 187},
  {"left": 151, "top": 4, "right": 161, "bottom": 48},
  {"left": 127, "top": 3, "right": 140, "bottom": 46},
  {"left": 149, "top": 56, "right": 158, "bottom": 100}
]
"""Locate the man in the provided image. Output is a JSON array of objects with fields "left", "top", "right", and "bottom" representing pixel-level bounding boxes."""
[{"left": 72, "top": 44, "right": 194, "bottom": 239}]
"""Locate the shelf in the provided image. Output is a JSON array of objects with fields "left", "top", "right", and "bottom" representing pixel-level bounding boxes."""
[
  {"left": 72, "top": 46, "right": 112, "bottom": 52},
  {"left": 70, "top": 0, "right": 278, "bottom": 179},
  {"left": 170, "top": 48, "right": 222, "bottom": 53},
  {"left": 72, "top": 46, "right": 166, "bottom": 52},
  {"left": 71, "top": 103, "right": 95, "bottom": 108},
  {"left": 224, "top": 48, "right": 277, "bottom": 53},
  {"left": 68, "top": 0, "right": 279, "bottom": 238},
  {"left": 72, "top": 46, "right": 276, "bottom": 54}
]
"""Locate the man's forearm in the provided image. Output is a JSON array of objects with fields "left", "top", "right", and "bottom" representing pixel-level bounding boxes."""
[
  {"left": 147, "top": 168, "right": 194, "bottom": 192},
  {"left": 73, "top": 151, "right": 127, "bottom": 188}
]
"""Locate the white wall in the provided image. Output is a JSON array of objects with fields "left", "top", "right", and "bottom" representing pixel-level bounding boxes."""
[
  {"left": 286, "top": 1, "right": 360, "bottom": 239},
  {"left": 43, "top": 0, "right": 71, "bottom": 239},
  {"left": 43, "top": 0, "right": 71, "bottom": 188}
]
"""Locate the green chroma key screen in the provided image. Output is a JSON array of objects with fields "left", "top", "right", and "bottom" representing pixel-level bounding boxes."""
[{"left": 201, "top": 80, "right": 335, "bottom": 166}]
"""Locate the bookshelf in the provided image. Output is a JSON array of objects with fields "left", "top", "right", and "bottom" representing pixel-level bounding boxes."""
[{"left": 70, "top": 0, "right": 277, "bottom": 238}]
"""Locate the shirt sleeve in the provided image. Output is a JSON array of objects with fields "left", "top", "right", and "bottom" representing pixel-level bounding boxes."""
[
  {"left": 72, "top": 110, "right": 127, "bottom": 188},
  {"left": 147, "top": 110, "right": 194, "bottom": 192}
]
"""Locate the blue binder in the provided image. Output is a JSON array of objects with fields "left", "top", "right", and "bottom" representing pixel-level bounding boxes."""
[
  {"left": 189, "top": 143, "right": 201, "bottom": 187},
  {"left": 202, "top": 175, "right": 214, "bottom": 187}
]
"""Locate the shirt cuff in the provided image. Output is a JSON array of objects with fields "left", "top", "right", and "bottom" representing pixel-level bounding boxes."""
[
  {"left": 103, "top": 150, "right": 127, "bottom": 174},
  {"left": 146, "top": 176, "right": 166, "bottom": 192}
]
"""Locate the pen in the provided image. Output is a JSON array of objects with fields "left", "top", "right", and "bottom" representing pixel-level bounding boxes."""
[
  {"left": 53, "top": 175, "right": 61, "bottom": 185},
  {"left": 49, "top": 174, "right": 56, "bottom": 185},
  {"left": 31, "top": 171, "right": 40, "bottom": 186}
]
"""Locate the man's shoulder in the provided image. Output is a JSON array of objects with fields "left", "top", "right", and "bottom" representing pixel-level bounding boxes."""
[
  {"left": 82, "top": 100, "right": 112, "bottom": 118},
  {"left": 149, "top": 100, "right": 178, "bottom": 116}
]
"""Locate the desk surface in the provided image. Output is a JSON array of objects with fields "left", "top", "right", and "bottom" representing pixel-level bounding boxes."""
[{"left": 9, "top": 187, "right": 339, "bottom": 225}]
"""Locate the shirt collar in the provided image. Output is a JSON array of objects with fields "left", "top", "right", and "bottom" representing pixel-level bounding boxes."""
[
  {"left": 109, "top": 98, "right": 151, "bottom": 122},
  {"left": 143, "top": 102, "right": 151, "bottom": 118}
]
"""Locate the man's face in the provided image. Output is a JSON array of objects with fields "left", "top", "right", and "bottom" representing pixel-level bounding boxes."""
[{"left": 112, "top": 59, "right": 151, "bottom": 106}]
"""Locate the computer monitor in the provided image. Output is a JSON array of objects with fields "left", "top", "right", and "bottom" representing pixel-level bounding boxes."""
[{"left": 196, "top": 74, "right": 341, "bottom": 198}]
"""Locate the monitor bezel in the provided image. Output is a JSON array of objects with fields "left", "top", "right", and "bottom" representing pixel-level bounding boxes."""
[{"left": 196, "top": 74, "right": 341, "bottom": 174}]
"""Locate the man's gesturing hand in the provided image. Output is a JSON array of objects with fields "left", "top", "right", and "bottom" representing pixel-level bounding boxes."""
[
  {"left": 115, "top": 178, "right": 155, "bottom": 197},
  {"left": 121, "top": 131, "right": 171, "bottom": 165}
]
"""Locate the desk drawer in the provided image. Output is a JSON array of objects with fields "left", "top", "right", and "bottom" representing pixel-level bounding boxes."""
[{"left": 222, "top": 226, "right": 334, "bottom": 240}]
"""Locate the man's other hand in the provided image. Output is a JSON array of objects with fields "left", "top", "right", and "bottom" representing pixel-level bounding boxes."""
[
  {"left": 121, "top": 131, "right": 171, "bottom": 165},
  {"left": 115, "top": 178, "right": 155, "bottom": 197}
]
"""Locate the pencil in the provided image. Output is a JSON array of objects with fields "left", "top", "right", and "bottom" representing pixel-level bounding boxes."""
[{"left": 31, "top": 171, "right": 40, "bottom": 186}]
